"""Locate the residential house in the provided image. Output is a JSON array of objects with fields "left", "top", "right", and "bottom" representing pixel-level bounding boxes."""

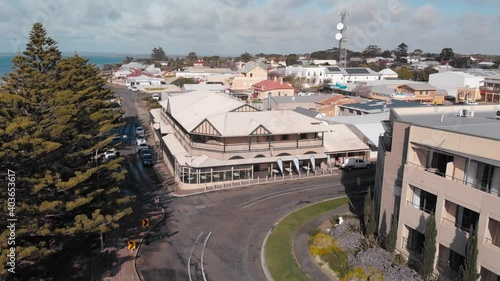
[
  {"left": 375, "top": 105, "right": 500, "bottom": 280},
  {"left": 229, "top": 61, "right": 269, "bottom": 91},
  {"left": 252, "top": 77, "right": 295, "bottom": 99},
  {"left": 480, "top": 74, "right": 500, "bottom": 103},
  {"left": 342, "top": 68, "right": 381, "bottom": 83},
  {"left": 379, "top": 68, "right": 398, "bottom": 79},
  {"left": 395, "top": 84, "right": 440, "bottom": 104},
  {"left": 148, "top": 90, "right": 370, "bottom": 189}
]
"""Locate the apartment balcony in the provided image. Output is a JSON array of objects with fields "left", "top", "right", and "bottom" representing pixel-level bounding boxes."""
[
  {"left": 480, "top": 86, "right": 500, "bottom": 92},
  {"left": 190, "top": 139, "right": 323, "bottom": 153}
]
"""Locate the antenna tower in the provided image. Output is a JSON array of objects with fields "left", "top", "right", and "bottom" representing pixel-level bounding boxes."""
[{"left": 336, "top": 10, "right": 349, "bottom": 68}]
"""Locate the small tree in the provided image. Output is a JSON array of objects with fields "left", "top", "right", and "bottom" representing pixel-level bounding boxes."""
[
  {"left": 386, "top": 208, "right": 398, "bottom": 253},
  {"left": 364, "top": 187, "right": 376, "bottom": 237},
  {"left": 420, "top": 213, "right": 437, "bottom": 280},
  {"left": 459, "top": 224, "right": 479, "bottom": 281}
]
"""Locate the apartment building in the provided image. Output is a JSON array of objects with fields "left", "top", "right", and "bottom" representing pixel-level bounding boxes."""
[{"left": 375, "top": 105, "right": 500, "bottom": 280}]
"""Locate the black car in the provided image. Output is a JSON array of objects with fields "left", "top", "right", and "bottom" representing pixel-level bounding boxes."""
[
  {"left": 141, "top": 152, "right": 154, "bottom": 166},
  {"left": 444, "top": 95, "right": 456, "bottom": 102}
]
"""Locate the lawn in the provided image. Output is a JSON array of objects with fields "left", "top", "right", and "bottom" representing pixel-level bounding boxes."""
[{"left": 264, "top": 197, "right": 350, "bottom": 281}]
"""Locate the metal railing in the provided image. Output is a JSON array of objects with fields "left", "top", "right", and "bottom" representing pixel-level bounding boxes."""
[
  {"left": 406, "top": 200, "right": 436, "bottom": 214},
  {"left": 440, "top": 217, "right": 472, "bottom": 233},
  {"left": 485, "top": 236, "right": 500, "bottom": 248},
  {"left": 406, "top": 162, "right": 500, "bottom": 198}
]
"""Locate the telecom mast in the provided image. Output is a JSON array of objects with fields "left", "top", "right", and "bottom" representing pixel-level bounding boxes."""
[{"left": 335, "top": 10, "right": 349, "bottom": 68}]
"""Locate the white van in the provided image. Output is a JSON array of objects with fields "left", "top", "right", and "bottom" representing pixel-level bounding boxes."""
[{"left": 336, "top": 157, "right": 372, "bottom": 171}]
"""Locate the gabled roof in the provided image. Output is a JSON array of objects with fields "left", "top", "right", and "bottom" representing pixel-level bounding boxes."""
[
  {"left": 253, "top": 79, "right": 295, "bottom": 91},
  {"left": 165, "top": 91, "right": 245, "bottom": 132},
  {"left": 399, "top": 84, "right": 437, "bottom": 91},
  {"left": 241, "top": 61, "right": 267, "bottom": 74},
  {"left": 378, "top": 68, "right": 397, "bottom": 75},
  {"left": 317, "top": 94, "right": 347, "bottom": 105},
  {"left": 205, "top": 110, "right": 328, "bottom": 136}
]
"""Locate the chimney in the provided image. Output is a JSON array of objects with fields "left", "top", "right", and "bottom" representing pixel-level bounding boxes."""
[
  {"left": 280, "top": 77, "right": 283, "bottom": 85},
  {"left": 274, "top": 76, "right": 277, "bottom": 82},
  {"left": 268, "top": 92, "right": 272, "bottom": 111}
]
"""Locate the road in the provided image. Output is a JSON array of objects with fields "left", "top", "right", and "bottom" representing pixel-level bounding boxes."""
[{"left": 112, "top": 85, "right": 375, "bottom": 281}]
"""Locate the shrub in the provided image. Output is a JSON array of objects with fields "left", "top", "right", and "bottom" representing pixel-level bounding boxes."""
[
  {"left": 393, "top": 252, "right": 407, "bottom": 267},
  {"left": 309, "top": 233, "right": 339, "bottom": 256},
  {"left": 322, "top": 249, "right": 351, "bottom": 278},
  {"left": 358, "top": 234, "right": 380, "bottom": 253},
  {"left": 340, "top": 266, "right": 367, "bottom": 281},
  {"left": 309, "top": 227, "right": 321, "bottom": 237}
]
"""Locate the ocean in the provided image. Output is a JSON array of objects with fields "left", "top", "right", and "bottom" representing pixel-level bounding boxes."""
[{"left": 0, "top": 54, "right": 126, "bottom": 78}]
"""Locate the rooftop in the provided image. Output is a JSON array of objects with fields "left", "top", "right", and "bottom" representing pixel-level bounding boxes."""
[
  {"left": 253, "top": 79, "right": 295, "bottom": 91},
  {"left": 293, "top": 107, "right": 321, "bottom": 118},
  {"left": 393, "top": 105, "right": 500, "bottom": 140},
  {"left": 270, "top": 94, "right": 331, "bottom": 104},
  {"left": 399, "top": 84, "right": 437, "bottom": 91},
  {"left": 339, "top": 99, "right": 426, "bottom": 113}
]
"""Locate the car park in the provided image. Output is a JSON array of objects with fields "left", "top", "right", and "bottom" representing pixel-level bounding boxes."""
[
  {"left": 336, "top": 157, "right": 372, "bottom": 171},
  {"left": 136, "top": 135, "right": 146, "bottom": 145},
  {"left": 136, "top": 127, "right": 144, "bottom": 136}
]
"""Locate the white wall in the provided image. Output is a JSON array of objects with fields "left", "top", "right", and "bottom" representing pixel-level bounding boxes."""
[{"left": 429, "top": 72, "right": 484, "bottom": 96}]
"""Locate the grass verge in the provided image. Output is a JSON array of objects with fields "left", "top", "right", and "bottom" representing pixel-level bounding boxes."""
[{"left": 264, "top": 197, "right": 350, "bottom": 281}]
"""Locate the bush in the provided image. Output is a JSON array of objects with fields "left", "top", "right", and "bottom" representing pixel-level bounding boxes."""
[
  {"left": 358, "top": 234, "right": 380, "bottom": 253},
  {"left": 309, "top": 228, "right": 320, "bottom": 237},
  {"left": 309, "top": 233, "right": 339, "bottom": 256},
  {"left": 393, "top": 252, "right": 407, "bottom": 267},
  {"left": 340, "top": 266, "right": 367, "bottom": 281},
  {"left": 322, "top": 249, "right": 351, "bottom": 278}
]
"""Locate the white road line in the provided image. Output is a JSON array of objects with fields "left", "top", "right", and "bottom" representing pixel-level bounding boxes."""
[
  {"left": 242, "top": 184, "right": 344, "bottom": 209},
  {"left": 188, "top": 232, "right": 203, "bottom": 281},
  {"left": 201, "top": 231, "right": 212, "bottom": 281},
  {"left": 236, "top": 183, "right": 334, "bottom": 208}
]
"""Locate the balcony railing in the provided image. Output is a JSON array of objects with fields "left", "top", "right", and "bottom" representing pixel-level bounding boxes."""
[
  {"left": 406, "top": 200, "right": 435, "bottom": 214},
  {"left": 485, "top": 236, "right": 500, "bottom": 248},
  {"left": 406, "top": 162, "right": 500, "bottom": 198},
  {"left": 480, "top": 86, "right": 500, "bottom": 92},
  {"left": 441, "top": 217, "right": 472, "bottom": 233}
]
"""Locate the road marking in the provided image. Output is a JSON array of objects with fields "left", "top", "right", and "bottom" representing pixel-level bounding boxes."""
[
  {"left": 188, "top": 232, "right": 203, "bottom": 281},
  {"left": 201, "top": 231, "right": 212, "bottom": 281},
  {"left": 236, "top": 183, "right": 334, "bottom": 208},
  {"left": 241, "top": 184, "right": 344, "bottom": 209}
]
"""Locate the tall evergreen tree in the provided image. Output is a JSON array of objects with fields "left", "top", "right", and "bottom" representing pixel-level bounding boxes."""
[
  {"left": 420, "top": 213, "right": 437, "bottom": 280},
  {"left": 0, "top": 23, "right": 133, "bottom": 278},
  {"left": 386, "top": 208, "right": 399, "bottom": 253},
  {"left": 363, "top": 186, "right": 376, "bottom": 237},
  {"left": 459, "top": 224, "right": 480, "bottom": 281},
  {"left": 151, "top": 47, "right": 168, "bottom": 62}
]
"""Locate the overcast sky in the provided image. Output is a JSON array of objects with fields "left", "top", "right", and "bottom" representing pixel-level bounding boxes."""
[{"left": 1, "top": 0, "right": 499, "bottom": 56}]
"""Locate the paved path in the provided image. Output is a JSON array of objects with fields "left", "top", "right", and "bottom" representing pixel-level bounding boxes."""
[{"left": 293, "top": 204, "right": 351, "bottom": 281}]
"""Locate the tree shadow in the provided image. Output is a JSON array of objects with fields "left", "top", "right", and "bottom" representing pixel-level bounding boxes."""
[{"left": 379, "top": 211, "right": 388, "bottom": 246}]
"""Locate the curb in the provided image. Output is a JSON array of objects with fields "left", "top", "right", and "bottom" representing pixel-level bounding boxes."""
[
  {"left": 260, "top": 195, "right": 348, "bottom": 281},
  {"left": 134, "top": 206, "right": 166, "bottom": 281},
  {"left": 170, "top": 171, "right": 340, "bottom": 198}
]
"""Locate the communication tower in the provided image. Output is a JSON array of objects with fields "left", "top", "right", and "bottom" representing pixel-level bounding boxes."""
[{"left": 336, "top": 10, "right": 349, "bottom": 68}]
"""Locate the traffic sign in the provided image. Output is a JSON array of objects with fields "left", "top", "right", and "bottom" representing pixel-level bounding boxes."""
[
  {"left": 127, "top": 240, "right": 136, "bottom": 251},
  {"left": 142, "top": 218, "right": 150, "bottom": 227}
]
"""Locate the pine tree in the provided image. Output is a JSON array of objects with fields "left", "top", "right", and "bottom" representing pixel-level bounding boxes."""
[
  {"left": 0, "top": 23, "right": 133, "bottom": 278},
  {"left": 459, "top": 224, "right": 479, "bottom": 281},
  {"left": 386, "top": 208, "right": 399, "bottom": 253},
  {"left": 364, "top": 186, "right": 376, "bottom": 237},
  {"left": 420, "top": 213, "right": 437, "bottom": 280}
]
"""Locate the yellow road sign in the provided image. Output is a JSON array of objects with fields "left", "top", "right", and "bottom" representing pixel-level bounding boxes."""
[
  {"left": 128, "top": 240, "right": 136, "bottom": 251},
  {"left": 142, "top": 218, "right": 150, "bottom": 227}
]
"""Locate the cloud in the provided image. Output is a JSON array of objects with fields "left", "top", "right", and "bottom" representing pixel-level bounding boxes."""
[{"left": 0, "top": 0, "right": 499, "bottom": 55}]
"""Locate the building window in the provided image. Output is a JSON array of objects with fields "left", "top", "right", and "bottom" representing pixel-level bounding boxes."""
[
  {"left": 300, "top": 134, "right": 307, "bottom": 139},
  {"left": 410, "top": 186, "right": 437, "bottom": 214},
  {"left": 455, "top": 205, "right": 479, "bottom": 232},
  {"left": 250, "top": 73, "right": 253, "bottom": 78},
  {"left": 466, "top": 160, "right": 500, "bottom": 195},
  {"left": 282, "top": 135, "right": 289, "bottom": 141},
  {"left": 406, "top": 227, "right": 425, "bottom": 255}
]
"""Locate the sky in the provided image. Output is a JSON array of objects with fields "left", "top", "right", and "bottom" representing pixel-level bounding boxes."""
[{"left": 1, "top": 0, "right": 499, "bottom": 56}]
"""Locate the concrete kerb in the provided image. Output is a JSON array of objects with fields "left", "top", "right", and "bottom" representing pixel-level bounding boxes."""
[
  {"left": 260, "top": 195, "right": 348, "bottom": 281},
  {"left": 170, "top": 170, "right": 340, "bottom": 198},
  {"left": 134, "top": 206, "right": 166, "bottom": 281}
]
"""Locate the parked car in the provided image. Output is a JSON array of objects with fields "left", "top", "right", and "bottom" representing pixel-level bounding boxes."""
[
  {"left": 136, "top": 135, "right": 146, "bottom": 145},
  {"left": 152, "top": 94, "right": 160, "bottom": 101},
  {"left": 104, "top": 148, "right": 117, "bottom": 159},
  {"left": 131, "top": 86, "right": 138, "bottom": 92},
  {"left": 137, "top": 143, "right": 148, "bottom": 153},
  {"left": 336, "top": 157, "right": 372, "bottom": 171},
  {"left": 444, "top": 95, "right": 456, "bottom": 102},
  {"left": 136, "top": 127, "right": 144, "bottom": 136},
  {"left": 140, "top": 152, "right": 154, "bottom": 166}
]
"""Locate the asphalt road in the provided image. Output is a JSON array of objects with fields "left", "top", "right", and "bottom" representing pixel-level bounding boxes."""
[{"left": 111, "top": 85, "right": 376, "bottom": 281}]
